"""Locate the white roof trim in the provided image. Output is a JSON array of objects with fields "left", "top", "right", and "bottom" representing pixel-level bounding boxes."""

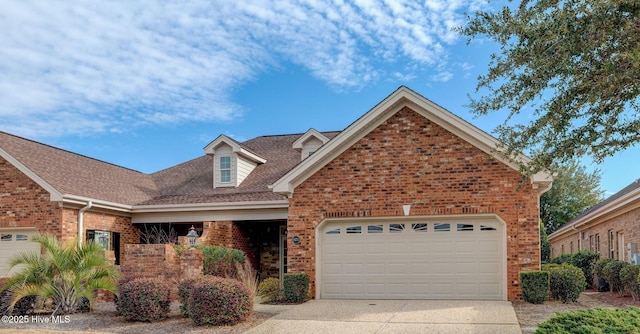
[
  {"left": 203, "top": 135, "right": 266, "bottom": 164},
  {"left": 292, "top": 128, "right": 330, "bottom": 149},
  {"left": 549, "top": 186, "right": 640, "bottom": 240},
  {"left": 0, "top": 147, "right": 63, "bottom": 201},
  {"left": 271, "top": 86, "right": 553, "bottom": 195},
  {"left": 131, "top": 199, "right": 289, "bottom": 213}
]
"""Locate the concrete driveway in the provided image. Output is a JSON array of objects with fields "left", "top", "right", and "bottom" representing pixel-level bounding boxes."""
[{"left": 248, "top": 299, "right": 521, "bottom": 334}]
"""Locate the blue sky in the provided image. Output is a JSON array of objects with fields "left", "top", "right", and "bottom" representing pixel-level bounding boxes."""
[{"left": 1, "top": 0, "right": 638, "bottom": 196}]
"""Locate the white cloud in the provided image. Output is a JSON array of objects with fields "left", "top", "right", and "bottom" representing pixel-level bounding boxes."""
[{"left": 0, "top": 0, "right": 485, "bottom": 138}]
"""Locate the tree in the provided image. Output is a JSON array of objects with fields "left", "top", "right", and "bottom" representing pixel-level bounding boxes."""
[
  {"left": 1, "top": 234, "right": 119, "bottom": 315},
  {"left": 540, "top": 160, "right": 604, "bottom": 234},
  {"left": 458, "top": 1, "right": 640, "bottom": 176},
  {"left": 540, "top": 220, "right": 550, "bottom": 263}
]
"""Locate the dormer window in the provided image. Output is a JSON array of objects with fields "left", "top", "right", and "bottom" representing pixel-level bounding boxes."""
[
  {"left": 219, "top": 156, "right": 232, "bottom": 183},
  {"left": 204, "top": 135, "right": 267, "bottom": 189},
  {"left": 293, "top": 128, "right": 330, "bottom": 161}
]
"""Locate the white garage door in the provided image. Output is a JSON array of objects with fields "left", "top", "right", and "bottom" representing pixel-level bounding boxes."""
[
  {"left": 0, "top": 229, "right": 40, "bottom": 277},
  {"left": 319, "top": 218, "right": 505, "bottom": 300}
]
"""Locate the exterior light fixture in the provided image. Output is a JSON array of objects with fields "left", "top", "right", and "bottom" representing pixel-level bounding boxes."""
[{"left": 187, "top": 225, "right": 198, "bottom": 249}]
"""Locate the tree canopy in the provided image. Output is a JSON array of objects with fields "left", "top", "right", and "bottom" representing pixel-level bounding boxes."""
[
  {"left": 458, "top": 0, "right": 640, "bottom": 176},
  {"left": 540, "top": 160, "right": 604, "bottom": 234}
]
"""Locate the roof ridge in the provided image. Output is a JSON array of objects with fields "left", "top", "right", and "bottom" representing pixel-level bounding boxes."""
[{"left": 0, "top": 130, "right": 144, "bottom": 174}]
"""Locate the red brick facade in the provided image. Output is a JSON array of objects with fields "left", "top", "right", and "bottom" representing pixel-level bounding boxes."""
[
  {"left": 0, "top": 157, "right": 61, "bottom": 237},
  {"left": 1, "top": 156, "right": 138, "bottom": 267},
  {"left": 550, "top": 205, "right": 640, "bottom": 262},
  {"left": 286, "top": 107, "right": 542, "bottom": 300}
]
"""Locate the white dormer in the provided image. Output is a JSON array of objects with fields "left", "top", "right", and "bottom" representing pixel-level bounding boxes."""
[
  {"left": 292, "top": 128, "right": 330, "bottom": 160},
  {"left": 204, "top": 135, "right": 266, "bottom": 188}
]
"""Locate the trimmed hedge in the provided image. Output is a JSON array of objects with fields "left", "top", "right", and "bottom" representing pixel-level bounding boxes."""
[
  {"left": 188, "top": 276, "right": 253, "bottom": 326},
  {"left": 620, "top": 264, "right": 640, "bottom": 301},
  {"left": 283, "top": 273, "right": 309, "bottom": 303},
  {"left": 535, "top": 307, "right": 640, "bottom": 333},
  {"left": 520, "top": 271, "right": 550, "bottom": 304},
  {"left": 545, "top": 263, "right": 586, "bottom": 303},
  {"left": 550, "top": 250, "right": 599, "bottom": 289},
  {"left": 178, "top": 278, "right": 199, "bottom": 318},
  {"left": 257, "top": 277, "right": 282, "bottom": 303},
  {"left": 594, "top": 257, "right": 613, "bottom": 280},
  {"left": 603, "top": 260, "right": 629, "bottom": 295},
  {"left": 116, "top": 277, "right": 171, "bottom": 322}
]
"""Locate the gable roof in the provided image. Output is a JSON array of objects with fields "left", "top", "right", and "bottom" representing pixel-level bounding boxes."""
[
  {"left": 271, "top": 86, "right": 553, "bottom": 196},
  {"left": 549, "top": 178, "right": 640, "bottom": 240},
  {"left": 0, "top": 130, "right": 339, "bottom": 211},
  {"left": 203, "top": 134, "right": 267, "bottom": 164},
  {"left": 0, "top": 131, "right": 156, "bottom": 209}
]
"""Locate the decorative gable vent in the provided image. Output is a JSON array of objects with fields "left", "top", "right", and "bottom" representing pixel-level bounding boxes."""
[
  {"left": 292, "top": 128, "right": 330, "bottom": 160},
  {"left": 203, "top": 135, "right": 266, "bottom": 188}
]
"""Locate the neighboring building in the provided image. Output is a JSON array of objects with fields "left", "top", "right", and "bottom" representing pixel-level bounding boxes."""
[
  {"left": 0, "top": 86, "right": 552, "bottom": 300},
  {"left": 549, "top": 179, "right": 640, "bottom": 263}
]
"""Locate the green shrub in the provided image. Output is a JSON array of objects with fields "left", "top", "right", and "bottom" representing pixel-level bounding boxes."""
[
  {"left": 257, "top": 277, "right": 282, "bottom": 303},
  {"left": 178, "top": 278, "right": 199, "bottom": 318},
  {"left": 535, "top": 307, "right": 640, "bottom": 334},
  {"left": 188, "top": 276, "right": 253, "bottom": 326},
  {"left": 547, "top": 263, "right": 586, "bottom": 303},
  {"left": 569, "top": 250, "right": 599, "bottom": 289},
  {"left": 603, "top": 260, "right": 629, "bottom": 295},
  {"left": 620, "top": 264, "right": 640, "bottom": 301},
  {"left": 550, "top": 254, "right": 573, "bottom": 264},
  {"left": 283, "top": 273, "right": 309, "bottom": 303},
  {"left": 594, "top": 258, "right": 613, "bottom": 279},
  {"left": 116, "top": 277, "right": 171, "bottom": 322},
  {"left": 541, "top": 263, "right": 561, "bottom": 272},
  {"left": 520, "top": 271, "right": 550, "bottom": 304},
  {"left": 198, "top": 245, "right": 245, "bottom": 278}
]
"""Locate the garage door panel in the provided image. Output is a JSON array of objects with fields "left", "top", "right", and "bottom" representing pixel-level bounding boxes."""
[{"left": 320, "top": 219, "right": 504, "bottom": 300}]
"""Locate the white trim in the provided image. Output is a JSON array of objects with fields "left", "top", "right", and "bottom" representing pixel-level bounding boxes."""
[
  {"left": 314, "top": 213, "right": 507, "bottom": 300},
  {"left": 0, "top": 147, "right": 63, "bottom": 201},
  {"left": 131, "top": 207, "right": 288, "bottom": 223},
  {"left": 131, "top": 199, "right": 289, "bottom": 213},
  {"left": 272, "top": 86, "right": 552, "bottom": 196},
  {"left": 292, "top": 128, "right": 329, "bottom": 149},
  {"left": 203, "top": 135, "right": 266, "bottom": 164},
  {"left": 549, "top": 186, "right": 640, "bottom": 240}
]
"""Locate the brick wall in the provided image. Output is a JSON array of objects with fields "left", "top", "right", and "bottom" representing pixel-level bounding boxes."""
[
  {"left": 0, "top": 157, "right": 62, "bottom": 237},
  {"left": 287, "top": 107, "right": 541, "bottom": 300},
  {"left": 120, "top": 244, "right": 203, "bottom": 300},
  {"left": 550, "top": 204, "right": 640, "bottom": 261}
]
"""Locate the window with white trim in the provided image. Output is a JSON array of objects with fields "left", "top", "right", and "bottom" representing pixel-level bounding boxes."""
[{"left": 219, "top": 156, "right": 231, "bottom": 183}]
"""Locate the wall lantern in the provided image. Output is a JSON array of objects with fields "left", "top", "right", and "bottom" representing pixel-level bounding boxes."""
[{"left": 187, "top": 225, "right": 199, "bottom": 249}]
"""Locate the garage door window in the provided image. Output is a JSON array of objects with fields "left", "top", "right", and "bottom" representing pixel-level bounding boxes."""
[
  {"left": 411, "top": 223, "right": 428, "bottom": 232},
  {"left": 346, "top": 226, "right": 361, "bottom": 234},
  {"left": 389, "top": 223, "right": 405, "bottom": 232},
  {"left": 457, "top": 223, "right": 474, "bottom": 231},
  {"left": 326, "top": 228, "right": 340, "bottom": 235},
  {"left": 1, "top": 234, "right": 11, "bottom": 241},
  {"left": 367, "top": 225, "right": 383, "bottom": 233},
  {"left": 434, "top": 223, "right": 450, "bottom": 232},
  {"left": 480, "top": 224, "right": 497, "bottom": 231}
]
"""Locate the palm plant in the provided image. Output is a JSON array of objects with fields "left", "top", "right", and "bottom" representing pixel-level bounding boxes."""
[{"left": 1, "top": 234, "right": 119, "bottom": 315}]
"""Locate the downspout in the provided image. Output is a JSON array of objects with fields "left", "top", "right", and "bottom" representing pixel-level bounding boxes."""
[{"left": 78, "top": 201, "right": 93, "bottom": 246}]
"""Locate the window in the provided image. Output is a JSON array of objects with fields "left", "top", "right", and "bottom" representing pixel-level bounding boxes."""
[
  {"left": 86, "top": 230, "right": 121, "bottom": 265},
  {"left": 561, "top": 244, "right": 565, "bottom": 254},
  {"left": 16, "top": 234, "right": 28, "bottom": 241},
  {"left": 1, "top": 234, "right": 11, "bottom": 241},
  {"left": 434, "top": 223, "right": 450, "bottom": 232},
  {"left": 480, "top": 224, "right": 497, "bottom": 231},
  {"left": 570, "top": 241, "right": 574, "bottom": 254},
  {"left": 595, "top": 234, "right": 600, "bottom": 254},
  {"left": 411, "top": 223, "right": 428, "bottom": 232},
  {"left": 219, "top": 156, "right": 231, "bottom": 183},
  {"left": 589, "top": 235, "right": 593, "bottom": 251},
  {"left": 389, "top": 224, "right": 405, "bottom": 233},
  {"left": 367, "top": 225, "right": 383, "bottom": 233},
  {"left": 326, "top": 228, "right": 340, "bottom": 235},
  {"left": 346, "top": 226, "right": 362, "bottom": 234},
  {"left": 457, "top": 223, "right": 474, "bottom": 232},
  {"left": 609, "top": 230, "right": 615, "bottom": 258}
]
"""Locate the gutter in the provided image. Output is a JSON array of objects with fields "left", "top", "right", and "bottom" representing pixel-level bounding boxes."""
[{"left": 78, "top": 201, "right": 92, "bottom": 246}]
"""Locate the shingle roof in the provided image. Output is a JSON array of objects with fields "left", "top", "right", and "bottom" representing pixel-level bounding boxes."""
[
  {"left": 565, "top": 178, "right": 640, "bottom": 224},
  {"left": 0, "top": 130, "right": 339, "bottom": 207}
]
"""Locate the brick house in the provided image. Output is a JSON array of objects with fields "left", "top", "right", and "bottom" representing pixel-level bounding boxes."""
[
  {"left": 548, "top": 179, "right": 640, "bottom": 264},
  {"left": 0, "top": 86, "right": 552, "bottom": 300}
]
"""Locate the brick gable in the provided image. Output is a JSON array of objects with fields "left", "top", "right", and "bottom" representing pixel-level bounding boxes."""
[{"left": 286, "top": 107, "right": 541, "bottom": 300}]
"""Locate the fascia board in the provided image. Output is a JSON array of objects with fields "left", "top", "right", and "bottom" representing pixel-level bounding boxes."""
[
  {"left": 131, "top": 199, "right": 289, "bottom": 213},
  {"left": 62, "top": 194, "right": 133, "bottom": 212},
  {"left": 292, "top": 128, "right": 330, "bottom": 149},
  {"left": 0, "top": 147, "right": 63, "bottom": 201},
  {"left": 549, "top": 188, "right": 640, "bottom": 240}
]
